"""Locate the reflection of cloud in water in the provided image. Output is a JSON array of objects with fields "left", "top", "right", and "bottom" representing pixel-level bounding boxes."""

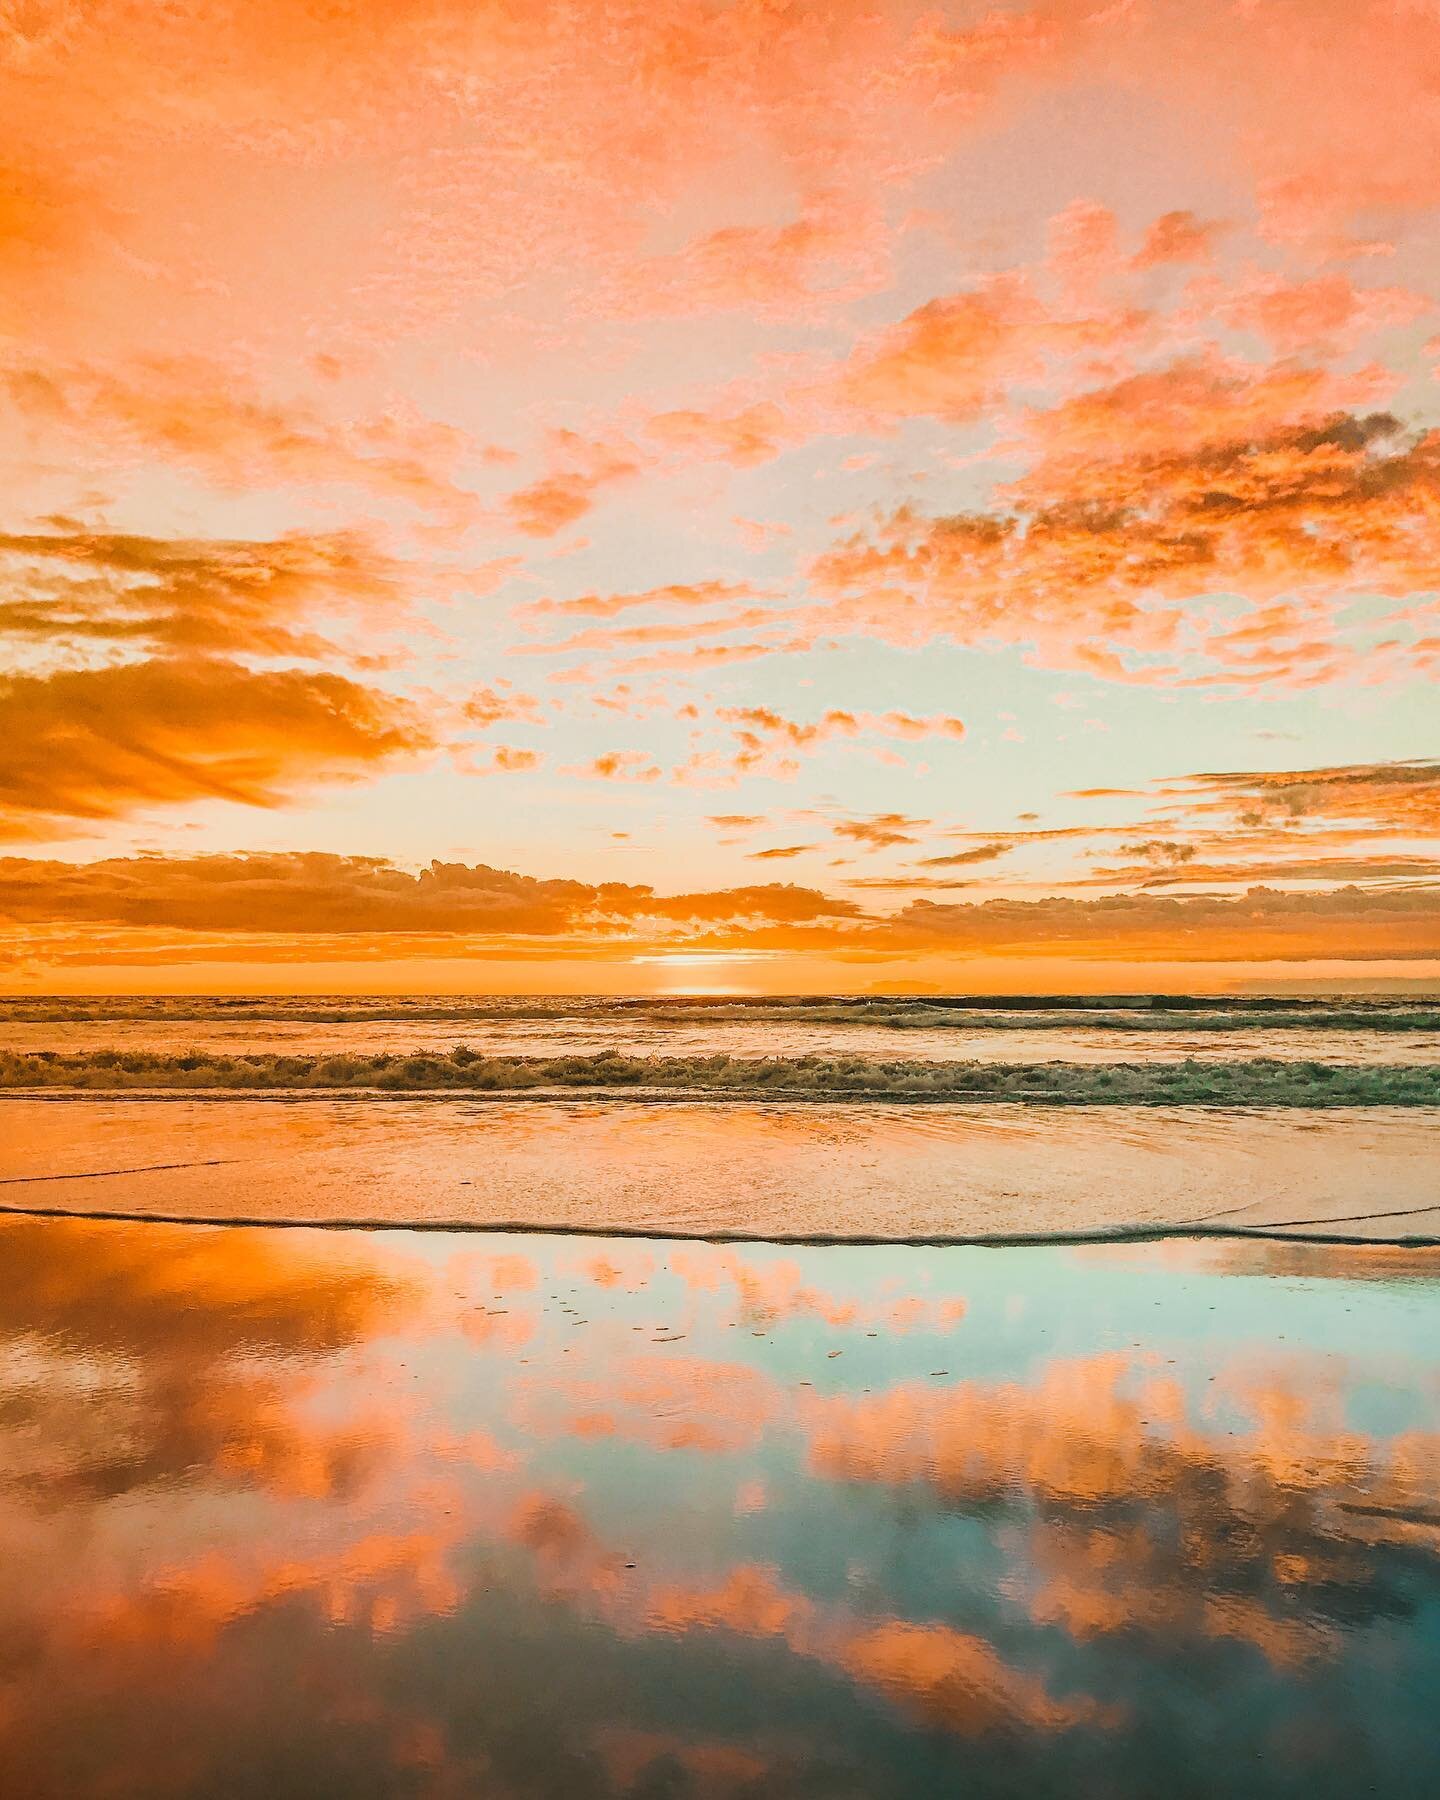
[
  {"left": 1086, "top": 1236, "right": 1440, "bottom": 1285},
  {"left": 1207, "top": 1239, "right": 1440, "bottom": 1285},
  {"left": 516, "top": 1356, "right": 782, "bottom": 1455},
  {"left": 667, "top": 1243, "right": 967, "bottom": 1332},
  {"left": 646, "top": 1564, "right": 1115, "bottom": 1737},
  {"left": 0, "top": 1214, "right": 418, "bottom": 1356},
  {"left": 0, "top": 1216, "right": 429, "bottom": 1511},
  {"left": 0, "top": 1219, "right": 1434, "bottom": 1796},
  {"left": 805, "top": 1351, "right": 1440, "bottom": 1667}
]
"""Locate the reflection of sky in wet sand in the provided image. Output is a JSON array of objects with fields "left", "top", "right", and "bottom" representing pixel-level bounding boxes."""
[{"left": 0, "top": 1221, "right": 1437, "bottom": 1796}]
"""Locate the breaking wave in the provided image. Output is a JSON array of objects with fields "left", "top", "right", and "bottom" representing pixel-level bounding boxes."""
[{"left": 5, "top": 1048, "right": 1439, "bottom": 1105}]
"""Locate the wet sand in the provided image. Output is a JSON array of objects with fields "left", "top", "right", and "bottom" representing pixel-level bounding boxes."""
[
  {"left": 0, "top": 1213, "right": 1435, "bottom": 1798},
  {"left": 1, "top": 1096, "right": 1436, "bottom": 1241}
]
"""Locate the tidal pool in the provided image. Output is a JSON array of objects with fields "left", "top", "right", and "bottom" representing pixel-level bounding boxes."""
[{"left": 0, "top": 1214, "right": 1436, "bottom": 1797}]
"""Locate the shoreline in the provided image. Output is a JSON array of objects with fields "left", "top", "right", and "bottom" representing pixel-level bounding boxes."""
[
  {"left": 5, "top": 1094, "right": 1434, "bottom": 1246},
  {"left": 1, "top": 1194, "right": 1437, "bottom": 1248}
]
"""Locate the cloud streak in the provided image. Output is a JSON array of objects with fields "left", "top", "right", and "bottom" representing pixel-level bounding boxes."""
[{"left": 0, "top": 661, "right": 431, "bottom": 835}]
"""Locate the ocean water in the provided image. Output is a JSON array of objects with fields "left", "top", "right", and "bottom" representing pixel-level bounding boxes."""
[{"left": 4, "top": 991, "right": 1439, "bottom": 1066}]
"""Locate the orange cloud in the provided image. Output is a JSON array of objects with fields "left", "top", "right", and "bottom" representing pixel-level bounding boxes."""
[
  {"left": 461, "top": 684, "right": 544, "bottom": 727},
  {"left": 915, "top": 845, "right": 1009, "bottom": 868},
  {"left": 614, "top": 196, "right": 889, "bottom": 321},
  {"left": 663, "top": 1245, "right": 966, "bottom": 1334},
  {"left": 0, "top": 1214, "right": 425, "bottom": 1519},
  {"left": 1010, "top": 351, "right": 1391, "bottom": 471},
  {"left": 645, "top": 402, "right": 791, "bottom": 468},
  {"left": 0, "top": 524, "right": 415, "bottom": 663},
  {"left": 518, "top": 580, "right": 763, "bottom": 623},
  {"left": 1192, "top": 271, "right": 1428, "bottom": 355},
  {"left": 534, "top": 619, "right": 783, "bottom": 670},
  {"left": 476, "top": 745, "right": 543, "bottom": 773},
  {"left": 1058, "top": 760, "right": 1440, "bottom": 889},
  {"left": 517, "top": 1355, "right": 781, "bottom": 1457},
  {"left": 1089, "top": 853, "right": 1440, "bottom": 890},
  {"left": 867, "top": 885, "right": 1440, "bottom": 963},
  {"left": 68, "top": 1526, "right": 467, "bottom": 1666},
  {"left": 4, "top": 848, "right": 1433, "bottom": 971},
  {"left": 831, "top": 812, "right": 931, "bottom": 851},
  {"left": 1131, "top": 209, "right": 1224, "bottom": 269},
  {"left": 2, "top": 355, "right": 482, "bottom": 520},
  {"left": 1195, "top": 0, "right": 1440, "bottom": 242},
  {"left": 646, "top": 1563, "right": 814, "bottom": 1643},
  {"left": 843, "top": 875, "right": 980, "bottom": 891},
  {"left": 0, "top": 1214, "right": 416, "bottom": 1362},
  {"left": 703, "top": 708, "right": 963, "bottom": 782},
  {"left": 501, "top": 433, "right": 640, "bottom": 537},
  {"left": 811, "top": 383, "right": 1440, "bottom": 689},
  {"left": 1176, "top": 761, "right": 1440, "bottom": 836},
  {"left": 718, "top": 706, "right": 964, "bottom": 750},
  {"left": 570, "top": 750, "right": 663, "bottom": 783},
  {"left": 0, "top": 851, "right": 861, "bottom": 937},
  {"left": 0, "top": 658, "right": 431, "bottom": 836},
  {"left": 839, "top": 277, "right": 1046, "bottom": 423},
  {"left": 646, "top": 1562, "right": 1112, "bottom": 1737},
  {"left": 838, "top": 1620, "right": 1112, "bottom": 1735}
]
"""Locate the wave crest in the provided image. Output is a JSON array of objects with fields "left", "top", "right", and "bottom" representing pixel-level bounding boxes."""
[{"left": 4, "top": 1049, "right": 1439, "bottom": 1105}]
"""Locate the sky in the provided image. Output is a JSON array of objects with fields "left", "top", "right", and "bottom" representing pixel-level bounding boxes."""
[{"left": 1, "top": 0, "right": 1438, "bottom": 993}]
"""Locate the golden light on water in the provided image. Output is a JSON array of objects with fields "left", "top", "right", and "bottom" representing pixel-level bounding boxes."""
[{"left": 629, "top": 952, "right": 772, "bottom": 995}]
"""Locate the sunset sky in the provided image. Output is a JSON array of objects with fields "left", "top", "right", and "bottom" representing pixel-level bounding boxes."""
[{"left": 2, "top": 0, "right": 1438, "bottom": 991}]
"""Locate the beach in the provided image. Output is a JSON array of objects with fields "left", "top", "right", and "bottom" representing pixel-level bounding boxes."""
[
  {"left": 0, "top": 1212, "right": 1435, "bottom": 1797},
  {"left": 3, "top": 1097, "right": 1439, "bottom": 1241},
  {"left": 0, "top": 995, "right": 1436, "bottom": 1794}
]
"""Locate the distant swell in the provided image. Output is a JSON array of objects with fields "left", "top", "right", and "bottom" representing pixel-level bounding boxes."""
[
  {"left": 5, "top": 1049, "right": 1440, "bottom": 1105},
  {"left": 3, "top": 997, "right": 1438, "bottom": 1031}
]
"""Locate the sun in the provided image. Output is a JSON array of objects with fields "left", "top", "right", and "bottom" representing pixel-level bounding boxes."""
[{"left": 628, "top": 951, "right": 769, "bottom": 995}]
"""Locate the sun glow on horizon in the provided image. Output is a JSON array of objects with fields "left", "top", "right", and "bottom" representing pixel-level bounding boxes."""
[{"left": 629, "top": 951, "right": 774, "bottom": 996}]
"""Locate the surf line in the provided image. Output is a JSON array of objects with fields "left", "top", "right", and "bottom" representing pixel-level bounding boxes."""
[{"left": 0, "top": 1195, "right": 1436, "bottom": 1249}]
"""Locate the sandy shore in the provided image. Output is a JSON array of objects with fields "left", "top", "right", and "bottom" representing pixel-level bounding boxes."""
[
  {"left": 0, "top": 1212, "right": 1435, "bottom": 1796},
  {"left": 2, "top": 1095, "right": 1436, "bottom": 1242}
]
